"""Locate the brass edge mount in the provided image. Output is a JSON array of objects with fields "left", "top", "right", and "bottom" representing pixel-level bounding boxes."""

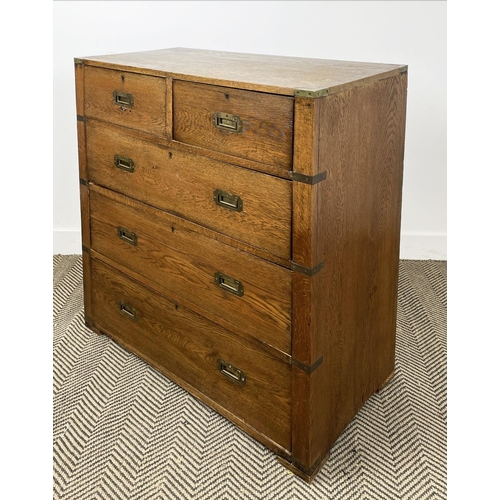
[
  {"left": 292, "top": 355, "right": 323, "bottom": 375},
  {"left": 290, "top": 171, "right": 327, "bottom": 185},
  {"left": 77, "top": 115, "right": 86, "bottom": 122},
  {"left": 82, "top": 245, "right": 90, "bottom": 254},
  {"left": 294, "top": 88, "right": 329, "bottom": 98},
  {"left": 80, "top": 178, "right": 89, "bottom": 186},
  {"left": 291, "top": 261, "right": 324, "bottom": 277},
  {"left": 74, "top": 58, "right": 84, "bottom": 64}
]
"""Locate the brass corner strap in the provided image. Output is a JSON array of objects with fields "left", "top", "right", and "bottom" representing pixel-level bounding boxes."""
[
  {"left": 294, "top": 88, "right": 329, "bottom": 98},
  {"left": 291, "top": 261, "right": 324, "bottom": 277},
  {"left": 80, "top": 178, "right": 89, "bottom": 186},
  {"left": 290, "top": 171, "right": 327, "bottom": 185},
  {"left": 77, "top": 115, "right": 86, "bottom": 122},
  {"left": 74, "top": 58, "right": 84, "bottom": 64},
  {"left": 292, "top": 355, "right": 323, "bottom": 375}
]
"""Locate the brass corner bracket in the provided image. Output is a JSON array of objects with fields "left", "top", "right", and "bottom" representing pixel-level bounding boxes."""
[{"left": 294, "top": 88, "right": 329, "bottom": 98}]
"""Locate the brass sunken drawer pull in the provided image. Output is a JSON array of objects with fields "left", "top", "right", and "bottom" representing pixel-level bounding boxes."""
[
  {"left": 217, "top": 358, "right": 246, "bottom": 385},
  {"left": 214, "top": 271, "right": 244, "bottom": 297},
  {"left": 118, "top": 301, "right": 138, "bottom": 320},
  {"left": 114, "top": 154, "right": 135, "bottom": 173},
  {"left": 213, "top": 189, "right": 243, "bottom": 212},
  {"left": 117, "top": 226, "right": 137, "bottom": 246},
  {"left": 113, "top": 90, "right": 134, "bottom": 108},
  {"left": 212, "top": 111, "right": 242, "bottom": 133}
]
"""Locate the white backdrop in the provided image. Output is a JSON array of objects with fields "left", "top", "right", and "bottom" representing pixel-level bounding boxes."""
[{"left": 53, "top": 1, "right": 446, "bottom": 259}]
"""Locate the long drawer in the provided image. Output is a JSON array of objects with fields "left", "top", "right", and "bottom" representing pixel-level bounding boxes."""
[
  {"left": 91, "top": 258, "right": 292, "bottom": 450},
  {"left": 89, "top": 186, "right": 292, "bottom": 354},
  {"left": 86, "top": 120, "right": 292, "bottom": 261}
]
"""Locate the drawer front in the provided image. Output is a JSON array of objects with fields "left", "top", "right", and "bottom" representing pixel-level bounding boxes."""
[
  {"left": 91, "top": 258, "right": 292, "bottom": 450},
  {"left": 86, "top": 121, "right": 292, "bottom": 261},
  {"left": 90, "top": 188, "right": 292, "bottom": 354},
  {"left": 173, "top": 81, "right": 294, "bottom": 171},
  {"left": 84, "top": 66, "right": 167, "bottom": 137}
]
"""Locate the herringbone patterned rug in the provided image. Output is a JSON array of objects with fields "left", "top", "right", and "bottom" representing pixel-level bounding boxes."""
[{"left": 53, "top": 256, "right": 447, "bottom": 499}]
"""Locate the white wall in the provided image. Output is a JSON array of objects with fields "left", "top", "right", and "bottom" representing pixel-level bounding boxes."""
[{"left": 54, "top": 1, "right": 446, "bottom": 259}]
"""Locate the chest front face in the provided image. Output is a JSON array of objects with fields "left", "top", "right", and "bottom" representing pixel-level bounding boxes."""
[{"left": 75, "top": 47, "right": 408, "bottom": 483}]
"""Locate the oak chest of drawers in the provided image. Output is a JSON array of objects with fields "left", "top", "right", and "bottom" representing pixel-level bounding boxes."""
[{"left": 74, "top": 48, "right": 408, "bottom": 482}]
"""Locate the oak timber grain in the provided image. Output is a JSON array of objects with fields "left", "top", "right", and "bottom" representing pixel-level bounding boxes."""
[
  {"left": 89, "top": 187, "right": 292, "bottom": 354},
  {"left": 75, "top": 62, "right": 93, "bottom": 325},
  {"left": 94, "top": 309, "right": 292, "bottom": 459},
  {"left": 173, "top": 80, "right": 294, "bottom": 171},
  {"left": 91, "top": 258, "right": 292, "bottom": 450},
  {"left": 290, "top": 73, "right": 408, "bottom": 471},
  {"left": 84, "top": 66, "right": 167, "bottom": 137},
  {"left": 75, "top": 62, "right": 88, "bottom": 180},
  {"left": 82, "top": 251, "right": 93, "bottom": 326},
  {"left": 86, "top": 117, "right": 291, "bottom": 180},
  {"left": 79, "top": 185, "right": 91, "bottom": 249},
  {"left": 90, "top": 247, "right": 292, "bottom": 366},
  {"left": 75, "top": 61, "right": 85, "bottom": 117},
  {"left": 80, "top": 182, "right": 92, "bottom": 325},
  {"left": 86, "top": 120, "right": 292, "bottom": 261},
  {"left": 89, "top": 181, "right": 291, "bottom": 269},
  {"left": 79, "top": 48, "right": 407, "bottom": 96},
  {"left": 165, "top": 76, "right": 173, "bottom": 141}
]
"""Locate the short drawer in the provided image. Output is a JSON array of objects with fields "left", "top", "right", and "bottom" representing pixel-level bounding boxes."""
[
  {"left": 91, "top": 258, "right": 292, "bottom": 450},
  {"left": 84, "top": 66, "right": 167, "bottom": 137},
  {"left": 173, "top": 81, "right": 294, "bottom": 171},
  {"left": 89, "top": 187, "right": 292, "bottom": 354},
  {"left": 86, "top": 121, "right": 292, "bottom": 261}
]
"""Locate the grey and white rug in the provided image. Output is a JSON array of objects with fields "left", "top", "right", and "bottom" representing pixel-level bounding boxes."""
[{"left": 53, "top": 256, "right": 446, "bottom": 499}]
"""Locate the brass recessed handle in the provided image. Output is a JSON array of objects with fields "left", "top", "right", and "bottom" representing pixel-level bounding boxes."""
[
  {"left": 114, "top": 155, "right": 135, "bottom": 173},
  {"left": 118, "top": 301, "right": 138, "bottom": 321},
  {"left": 217, "top": 359, "right": 246, "bottom": 385},
  {"left": 213, "top": 189, "right": 243, "bottom": 212},
  {"left": 117, "top": 226, "right": 137, "bottom": 246},
  {"left": 113, "top": 90, "right": 134, "bottom": 108},
  {"left": 212, "top": 111, "right": 242, "bottom": 133},
  {"left": 214, "top": 272, "right": 244, "bottom": 297}
]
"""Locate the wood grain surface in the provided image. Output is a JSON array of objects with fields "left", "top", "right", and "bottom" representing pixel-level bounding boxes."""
[
  {"left": 89, "top": 187, "right": 292, "bottom": 354},
  {"left": 173, "top": 80, "right": 293, "bottom": 170},
  {"left": 86, "top": 120, "right": 292, "bottom": 261},
  {"left": 75, "top": 60, "right": 93, "bottom": 326},
  {"left": 84, "top": 66, "right": 167, "bottom": 137},
  {"left": 78, "top": 48, "right": 407, "bottom": 96},
  {"left": 91, "top": 258, "right": 292, "bottom": 450},
  {"left": 290, "top": 73, "right": 408, "bottom": 472}
]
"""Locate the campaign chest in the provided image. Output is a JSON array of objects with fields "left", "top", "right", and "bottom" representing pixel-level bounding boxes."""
[{"left": 74, "top": 48, "right": 408, "bottom": 482}]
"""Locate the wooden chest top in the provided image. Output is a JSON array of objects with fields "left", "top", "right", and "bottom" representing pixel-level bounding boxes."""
[{"left": 77, "top": 47, "right": 407, "bottom": 96}]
